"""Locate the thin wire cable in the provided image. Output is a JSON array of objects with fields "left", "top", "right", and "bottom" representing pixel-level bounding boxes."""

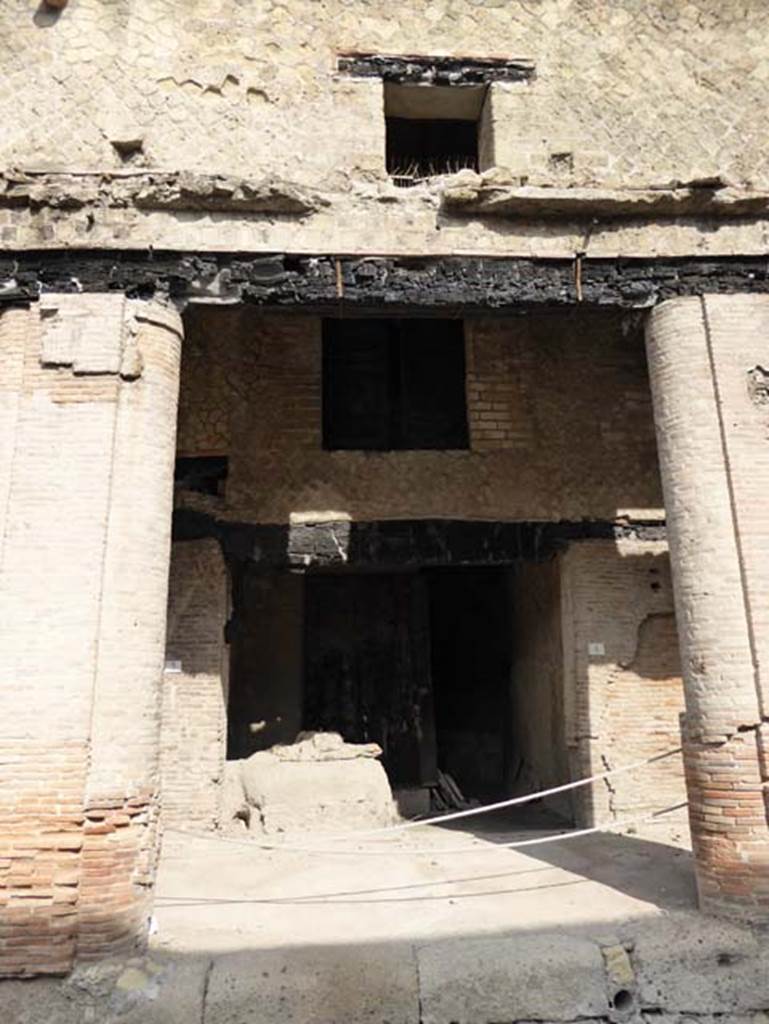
[{"left": 166, "top": 801, "right": 687, "bottom": 857}]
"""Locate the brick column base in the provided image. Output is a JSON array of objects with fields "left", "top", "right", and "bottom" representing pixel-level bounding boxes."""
[
  {"left": 683, "top": 725, "right": 769, "bottom": 921},
  {"left": 77, "top": 794, "right": 160, "bottom": 962}
]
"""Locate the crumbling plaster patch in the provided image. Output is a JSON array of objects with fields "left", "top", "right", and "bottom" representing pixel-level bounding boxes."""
[
  {"left": 4, "top": 169, "right": 769, "bottom": 257},
  {"left": 560, "top": 540, "right": 686, "bottom": 825}
]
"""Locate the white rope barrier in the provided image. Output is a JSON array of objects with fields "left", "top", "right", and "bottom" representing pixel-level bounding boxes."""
[
  {"left": 166, "top": 801, "right": 688, "bottom": 858},
  {"left": 301, "top": 746, "right": 683, "bottom": 841},
  {"left": 163, "top": 746, "right": 685, "bottom": 856}
]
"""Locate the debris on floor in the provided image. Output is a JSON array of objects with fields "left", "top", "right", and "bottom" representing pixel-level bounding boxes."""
[{"left": 223, "top": 731, "right": 397, "bottom": 835}]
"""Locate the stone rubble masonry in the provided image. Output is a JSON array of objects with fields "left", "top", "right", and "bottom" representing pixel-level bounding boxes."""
[
  {"left": 0, "top": 295, "right": 182, "bottom": 975},
  {"left": 559, "top": 539, "right": 686, "bottom": 827},
  {"left": 646, "top": 294, "right": 769, "bottom": 921},
  {"left": 161, "top": 539, "right": 229, "bottom": 831},
  {"left": 3, "top": 3, "right": 769, "bottom": 258}
]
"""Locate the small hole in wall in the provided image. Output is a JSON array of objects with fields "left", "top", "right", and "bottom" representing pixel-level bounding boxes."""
[
  {"left": 611, "top": 989, "right": 635, "bottom": 1012},
  {"left": 34, "top": 0, "right": 66, "bottom": 27},
  {"left": 650, "top": 582, "right": 661, "bottom": 591},
  {"left": 174, "top": 456, "right": 229, "bottom": 497},
  {"left": 111, "top": 139, "right": 145, "bottom": 165},
  {"left": 548, "top": 151, "right": 574, "bottom": 175}
]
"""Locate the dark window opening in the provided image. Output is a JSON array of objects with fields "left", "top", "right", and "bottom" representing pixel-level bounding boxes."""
[
  {"left": 174, "top": 455, "right": 228, "bottom": 497},
  {"left": 386, "top": 117, "right": 478, "bottom": 186},
  {"left": 383, "top": 82, "right": 485, "bottom": 187},
  {"left": 322, "top": 318, "right": 469, "bottom": 451}
]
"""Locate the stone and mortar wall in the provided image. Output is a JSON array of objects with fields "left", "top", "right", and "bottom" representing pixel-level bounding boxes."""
[
  {"left": 2, "top": 2, "right": 769, "bottom": 258},
  {"left": 7, "top": 0, "right": 761, "bottom": 187},
  {"left": 0, "top": 296, "right": 181, "bottom": 975},
  {"left": 161, "top": 540, "right": 229, "bottom": 831},
  {"left": 177, "top": 306, "right": 662, "bottom": 523},
  {"left": 559, "top": 539, "right": 686, "bottom": 827}
]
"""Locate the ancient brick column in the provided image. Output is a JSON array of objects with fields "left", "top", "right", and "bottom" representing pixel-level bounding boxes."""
[
  {"left": 646, "top": 294, "right": 769, "bottom": 922},
  {"left": 0, "top": 295, "right": 182, "bottom": 974}
]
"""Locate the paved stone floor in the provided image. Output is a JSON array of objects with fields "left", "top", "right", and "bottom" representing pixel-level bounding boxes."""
[
  {"left": 3, "top": 815, "right": 769, "bottom": 1023},
  {"left": 153, "top": 811, "right": 696, "bottom": 954}
]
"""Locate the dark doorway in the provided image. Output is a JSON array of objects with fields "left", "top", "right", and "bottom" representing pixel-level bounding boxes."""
[
  {"left": 303, "top": 572, "right": 437, "bottom": 787},
  {"left": 427, "top": 568, "right": 512, "bottom": 800},
  {"left": 301, "top": 567, "right": 513, "bottom": 799}
]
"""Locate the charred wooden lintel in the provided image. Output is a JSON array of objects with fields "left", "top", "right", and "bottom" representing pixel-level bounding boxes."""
[
  {"left": 173, "top": 512, "right": 667, "bottom": 569},
  {"left": 337, "top": 53, "right": 535, "bottom": 85},
  {"left": 2, "top": 251, "right": 769, "bottom": 312}
]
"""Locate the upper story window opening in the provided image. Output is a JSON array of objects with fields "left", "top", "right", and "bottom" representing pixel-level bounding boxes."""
[
  {"left": 322, "top": 317, "right": 469, "bottom": 452},
  {"left": 384, "top": 82, "right": 486, "bottom": 187},
  {"left": 337, "top": 53, "right": 535, "bottom": 189}
]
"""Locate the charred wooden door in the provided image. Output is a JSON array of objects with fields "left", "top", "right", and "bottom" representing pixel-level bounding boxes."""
[{"left": 303, "top": 572, "right": 436, "bottom": 786}]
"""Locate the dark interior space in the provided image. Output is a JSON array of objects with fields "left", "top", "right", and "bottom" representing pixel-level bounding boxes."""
[
  {"left": 427, "top": 568, "right": 512, "bottom": 800},
  {"left": 174, "top": 455, "right": 228, "bottom": 497},
  {"left": 386, "top": 116, "right": 478, "bottom": 185},
  {"left": 301, "top": 567, "right": 512, "bottom": 799},
  {"left": 227, "top": 566, "right": 304, "bottom": 759},
  {"left": 226, "top": 561, "right": 565, "bottom": 810},
  {"left": 303, "top": 571, "right": 436, "bottom": 787},
  {"left": 322, "top": 318, "right": 468, "bottom": 451}
]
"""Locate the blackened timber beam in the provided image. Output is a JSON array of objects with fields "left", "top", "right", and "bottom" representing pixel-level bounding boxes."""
[
  {"left": 337, "top": 53, "right": 535, "bottom": 85},
  {"left": 2, "top": 251, "right": 769, "bottom": 310},
  {"left": 173, "top": 512, "right": 667, "bottom": 570}
]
